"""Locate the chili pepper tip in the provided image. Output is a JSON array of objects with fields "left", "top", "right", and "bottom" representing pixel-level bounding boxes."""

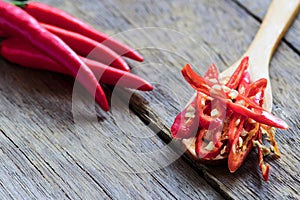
[
  {"left": 123, "top": 51, "right": 144, "bottom": 62},
  {"left": 138, "top": 83, "right": 154, "bottom": 91}
]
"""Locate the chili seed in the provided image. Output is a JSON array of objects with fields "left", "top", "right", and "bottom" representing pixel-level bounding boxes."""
[
  {"left": 211, "top": 108, "right": 219, "bottom": 117},
  {"left": 238, "top": 137, "right": 243, "bottom": 148},
  {"left": 235, "top": 118, "right": 241, "bottom": 126},
  {"left": 248, "top": 118, "right": 256, "bottom": 124},
  {"left": 220, "top": 145, "right": 227, "bottom": 155},
  {"left": 209, "top": 78, "right": 218, "bottom": 84},
  {"left": 205, "top": 141, "right": 215, "bottom": 151},
  {"left": 221, "top": 85, "right": 231, "bottom": 93},
  {"left": 241, "top": 129, "right": 248, "bottom": 137},
  {"left": 212, "top": 84, "right": 222, "bottom": 91},
  {"left": 228, "top": 90, "right": 239, "bottom": 99},
  {"left": 237, "top": 100, "right": 245, "bottom": 105},
  {"left": 220, "top": 76, "right": 230, "bottom": 85}
]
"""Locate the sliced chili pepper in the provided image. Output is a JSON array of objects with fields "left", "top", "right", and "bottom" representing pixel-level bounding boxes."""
[
  {"left": 171, "top": 95, "right": 199, "bottom": 139},
  {"left": 174, "top": 57, "right": 288, "bottom": 181},
  {"left": 225, "top": 56, "right": 249, "bottom": 89},
  {"left": 0, "top": 1, "right": 108, "bottom": 111},
  {"left": 228, "top": 122, "right": 259, "bottom": 173},
  {"left": 16, "top": 1, "right": 144, "bottom": 62},
  {"left": 41, "top": 23, "right": 130, "bottom": 71},
  {"left": 204, "top": 63, "right": 219, "bottom": 80},
  {"left": 181, "top": 64, "right": 212, "bottom": 95},
  {"left": 181, "top": 64, "right": 288, "bottom": 129},
  {"left": 238, "top": 71, "right": 250, "bottom": 95},
  {"left": 226, "top": 101, "right": 288, "bottom": 129},
  {"left": 0, "top": 38, "right": 153, "bottom": 91},
  {"left": 197, "top": 95, "right": 224, "bottom": 130},
  {"left": 227, "top": 114, "right": 245, "bottom": 147},
  {"left": 195, "top": 128, "right": 224, "bottom": 159}
]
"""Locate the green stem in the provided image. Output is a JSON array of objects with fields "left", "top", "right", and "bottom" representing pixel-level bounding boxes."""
[{"left": 10, "top": 1, "right": 29, "bottom": 8}]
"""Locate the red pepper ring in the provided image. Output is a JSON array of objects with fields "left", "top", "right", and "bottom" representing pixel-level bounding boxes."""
[
  {"left": 195, "top": 129, "right": 224, "bottom": 159},
  {"left": 170, "top": 96, "right": 199, "bottom": 139},
  {"left": 196, "top": 95, "right": 224, "bottom": 130}
]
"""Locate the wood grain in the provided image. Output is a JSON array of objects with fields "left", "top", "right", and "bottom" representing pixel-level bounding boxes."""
[{"left": 0, "top": 0, "right": 299, "bottom": 199}]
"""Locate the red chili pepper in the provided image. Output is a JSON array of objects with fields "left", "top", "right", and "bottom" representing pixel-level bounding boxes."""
[
  {"left": 195, "top": 128, "right": 224, "bottom": 159},
  {"left": 16, "top": 1, "right": 144, "bottom": 62},
  {"left": 238, "top": 71, "right": 250, "bottom": 95},
  {"left": 170, "top": 96, "right": 199, "bottom": 139},
  {"left": 226, "top": 101, "right": 288, "bottom": 129},
  {"left": 181, "top": 64, "right": 288, "bottom": 129},
  {"left": 0, "top": 1, "right": 108, "bottom": 111},
  {"left": 204, "top": 63, "right": 219, "bottom": 80},
  {"left": 0, "top": 38, "right": 153, "bottom": 91},
  {"left": 174, "top": 57, "right": 288, "bottom": 181},
  {"left": 197, "top": 95, "right": 224, "bottom": 130},
  {"left": 181, "top": 64, "right": 211, "bottom": 95},
  {"left": 41, "top": 23, "right": 130, "bottom": 71},
  {"left": 228, "top": 123, "right": 259, "bottom": 173},
  {"left": 225, "top": 56, "right": 249, "bottom": 89}
]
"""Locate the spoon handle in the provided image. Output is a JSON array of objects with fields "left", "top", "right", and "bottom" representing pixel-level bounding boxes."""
[{"left": 246, "top": 0, "right": 300, "bottom": 70}]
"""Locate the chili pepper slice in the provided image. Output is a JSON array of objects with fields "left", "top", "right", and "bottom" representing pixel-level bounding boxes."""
[
  {"left": 238, "top": 71, "right": 251, "bottom": 95},
  {"left": 195, "top": 128, "right": 224, "bottom": 159},
  {"left": 181, "top": 64, "right": 211, "bottom": 95},
  {"left": 197, "top": 95, "right": 224, "bottom": 130},
  {"left": 171, "top": 95, "right": 199, "bottom": 139},
  {"left": 0, "top": 38, "right": 153, "bottom": 91},
  {"left": 15, "top": 1, "right": 144, "bottom": 62},
  {"left": 225, "top": 56, "right": 249, "bottom": 89},
  {"left": 204, "top": 63, "right": 219, "bottom": 80},
  {"left": 0, "top": 1, "right": 109, "bottom": 110},
  {"left": 41, "top": 23, "right": 130, "bottom": 71},
  {"left": 226, "top": 101, "right": 288, "bottom": 129},
  {"left": 228, "top": 122, "right": 259, "bottom": 173}
]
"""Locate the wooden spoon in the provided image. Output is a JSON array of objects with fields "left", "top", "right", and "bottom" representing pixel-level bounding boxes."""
[{"left": 182, "top": 0, "right": 300, "bottom": 160}]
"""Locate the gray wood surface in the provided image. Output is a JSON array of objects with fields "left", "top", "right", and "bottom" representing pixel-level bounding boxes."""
[{"left": 0, "top": 0, "right": 299, "bottom": 199}]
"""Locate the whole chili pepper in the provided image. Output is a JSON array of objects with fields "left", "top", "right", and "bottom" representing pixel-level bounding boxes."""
[
  {"left": 0, "top": 38, "right": 153, "bottom": 91},
  {"left": 41, "top": 23, "right": 130, "bottom": 71},
  {"left": 0, "top": 1, "right": 108, "bottom": 111},
  {"left": 15, "top": 1, "right": 144, "bottom": 62}
]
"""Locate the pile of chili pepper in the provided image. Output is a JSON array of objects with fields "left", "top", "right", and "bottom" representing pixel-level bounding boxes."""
[
  {"left": 171, "top": 56, "right": 288, "bottom": 181},
  {"left": 0, "top": 1, "right": 153, "bottom": 111}
]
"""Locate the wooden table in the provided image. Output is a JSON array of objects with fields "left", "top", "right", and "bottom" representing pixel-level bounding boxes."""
[{"left": 1, "top": 0, "right": 299, "bottom": 199}]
